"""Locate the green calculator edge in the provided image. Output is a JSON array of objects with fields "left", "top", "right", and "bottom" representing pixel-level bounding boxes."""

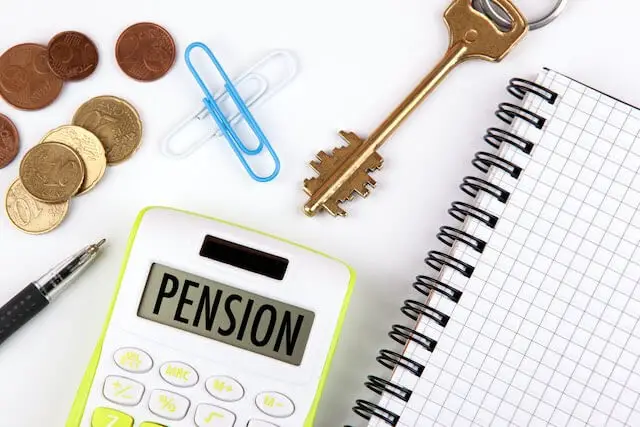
[{"left": 65, "top": 206, "right": 356, "bottom": 427}]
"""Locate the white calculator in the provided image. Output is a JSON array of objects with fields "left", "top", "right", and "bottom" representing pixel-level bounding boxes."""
[{"left": 66, "top": 207, "right": 355, "bottom": 427}]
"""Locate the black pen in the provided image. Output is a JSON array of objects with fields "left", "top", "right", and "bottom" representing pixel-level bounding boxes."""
[{"left": 0, "top": 239, "right": 106, "bottom": 346}]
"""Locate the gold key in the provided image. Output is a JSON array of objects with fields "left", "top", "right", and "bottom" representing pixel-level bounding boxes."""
[{"left": 303, "top": 0, "right": 528, "bottom": 217}]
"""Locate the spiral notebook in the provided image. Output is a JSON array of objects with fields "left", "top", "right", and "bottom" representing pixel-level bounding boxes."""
[{"left": 354, "top": 68, "right": 640, "bottom": 427}]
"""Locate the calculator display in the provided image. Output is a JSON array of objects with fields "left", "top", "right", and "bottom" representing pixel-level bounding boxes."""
[{"left": 137, "top": 263, "right": 315, "bottom": 366}]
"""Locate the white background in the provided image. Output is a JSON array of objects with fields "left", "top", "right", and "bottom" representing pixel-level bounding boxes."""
[{"left": 0, "top": 1, "right": 633, "bottom": 426}]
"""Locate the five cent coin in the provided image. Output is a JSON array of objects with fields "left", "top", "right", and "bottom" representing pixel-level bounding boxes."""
[
  {"left": 47, "top": 31, "right": 99, "bottom": 81},
  {"left": 0, "top": 43, "right": 64, "bottom": 110},
  {"left": 0, "top": 113, "right": 19, "bottom": 168},
  {"left": 72, "top": 95, "right": 143, "bottom": 164},
  {"left": 5, "top": 179, "right": 69, "bottom": 234},
  {"left": 20, "top": 141, "right": 85, "bottom": 203},
  {"left": 116, "top": 22, "right": 176, "bottom": 82},
  {"left": 41, "top": 125, "right": 107, "bottom": 195}
]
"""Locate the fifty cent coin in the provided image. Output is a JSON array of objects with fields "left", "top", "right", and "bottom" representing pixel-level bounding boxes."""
[
  {"left": 5, "top": 179, "right": 69, "bottom": 234},
  {"left": 47, "top": 31, "right": 99, "bottom": 81},
  {"left": 0, "top": 113, "right": 19, "bottom": 168},
  {"left": 116, "top": 22, "right": 176, "bottom": 82},
  {"left": 41, "top": 125, "right": 107, "bottom": 195},
  {"left": 72, "top": 95, "right": 143, "bottom": 164},
  {"left": 20, "top": 142, "right": 85, "bottom": 203},
  {"left": 0, "top": 43, "right": 64, "bottom": 110}
]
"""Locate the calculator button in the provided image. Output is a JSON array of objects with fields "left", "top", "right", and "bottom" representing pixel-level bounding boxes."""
[
  {"left": 148, "top": 389, "right": 190, "bottom": 420},
  {"left": 102, "top": 376, "right": 144, "bottom": 406},
  {"left": 205, "top": 376, "right": 244, "bottom": 402},
  {"left": 114, "top": 347, "right": 153, "bottom": 373},
  {"left": 194, "top": 404, "right": 236, "bottom": 427},
  {"left": 255, "top": 392, "right": 295, "bottom": 418},
  {"left": 160, "top": 361, "right": 199, "bottom": 387},
  {"left": 247, "top": 420, "right": 278, "bottom": 427},
  {"left": 91, "top": 407, "right": 134, "bottom": 427},
  {"left": 139, "top": 423, "right": 167, "bottom": 427}
]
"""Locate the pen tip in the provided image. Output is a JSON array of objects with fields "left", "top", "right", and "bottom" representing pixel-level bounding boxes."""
[{"left": 96, "top": 238, "right": 106, "bottom": 248}]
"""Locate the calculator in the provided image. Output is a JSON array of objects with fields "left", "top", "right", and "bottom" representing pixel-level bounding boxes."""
[{"left": 66, "top": 207, "right": 355, "bottom": 427}]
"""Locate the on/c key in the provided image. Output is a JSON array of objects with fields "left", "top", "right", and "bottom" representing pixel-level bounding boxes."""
[{"left": 91, "top": 407, "right": 133, "bottom": 427}]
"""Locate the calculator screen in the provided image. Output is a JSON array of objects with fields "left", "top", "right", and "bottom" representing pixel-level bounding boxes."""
[{"left": 137, "top": 263, "right": 315, "bottom": 366}]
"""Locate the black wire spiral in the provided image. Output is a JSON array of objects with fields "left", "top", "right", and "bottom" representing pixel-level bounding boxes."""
[{"left": 352, "top": 78, "right": 558, "bottom": 426}]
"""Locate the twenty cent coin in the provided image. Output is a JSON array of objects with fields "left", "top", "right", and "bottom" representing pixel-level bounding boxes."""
[
  {"left": 0, "top": 43, "right": 63, "bottom": 110},
  {"left": 0, "top": 113, "right": 19, "bottom": 168},
  {"left": 72, "top": 95, "right": 143, "bottom": 164},
  {"left": 5, "top": 179, "right": 69, "bottom": 234},
  {"left": 41, "top": 125, "right": 107, "bottom": 195},
  {"left": 20, "top": 142, "right": 85, "bottom": 203},
  {"left": 47, "top": 31, "right": 99, "bottom": 81},
  {"left": 116, "top": 22, "right": 176, "bottom": 82}
]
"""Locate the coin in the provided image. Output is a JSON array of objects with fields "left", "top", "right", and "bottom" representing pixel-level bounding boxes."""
[
  {"left": 0, "top": 43, "right": 64, "bottom": 110},
  {"left": 47, "top": 31, "right": 99, "bottom": 81},
  {"left": 40, "top": 126, "right": 106, "bottom": 195},
  {"left": 19, "top": 142, "right": 85, "bottom": 203},
  {"left": 0, "top": 113, "right": 19, "bottom": 168},
  {"left": 115, "top": 22, "right": 176, "bottom": 82},
  {"left": 5, "top": 179, "right": 69, "bottom": 234},
  {"left": 72, "top": 95, "right": 143, "bottom": 164}
]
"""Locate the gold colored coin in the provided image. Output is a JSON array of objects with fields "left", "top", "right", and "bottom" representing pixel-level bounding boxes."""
[
  {"left": 19, "top": 142, "right": 85, "bottom": 203},
  {"left": 40, "top": 125, "right": 107, "bottom": 195},
  {"left": 72, "top": 95, "right": 143, "bottom": 164},
  {"left": 5, "top": 179, "right": 69, "bottom": 234}
]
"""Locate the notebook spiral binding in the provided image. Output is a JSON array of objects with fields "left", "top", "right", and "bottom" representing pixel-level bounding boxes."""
[{"left": 352, "top": 78, "right": 559, "bottom": 426}]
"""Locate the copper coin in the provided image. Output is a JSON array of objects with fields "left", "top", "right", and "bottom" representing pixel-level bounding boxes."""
[
  {"left": 0, "top": 43, "right": 64, "bottom": 110},
  {"left": 0, "top": 113, "right": 19, "bottom": 168},
  {"left": 116, "top": 22, "right": 176, "bottom": 82},
  {"left": 47, "top": 31, "right": 99, "bottom": 81}
]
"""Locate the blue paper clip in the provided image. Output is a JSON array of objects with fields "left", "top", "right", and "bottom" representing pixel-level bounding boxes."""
[{"left": 185, "top": 42, "right": 280, "bottom": 182}]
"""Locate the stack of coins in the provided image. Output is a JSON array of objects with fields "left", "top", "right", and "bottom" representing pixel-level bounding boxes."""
[
  {"left": 5, "top": 95, "right": 142, "bottom": 234},
  {"left": 0, "top": 31, "right": 98, "bottom": 111}
]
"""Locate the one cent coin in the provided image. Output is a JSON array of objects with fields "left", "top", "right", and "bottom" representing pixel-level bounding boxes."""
[
  {"left": 47, "top": 31, "right": 99, "bottom": 81},
  {"left": 0, "top": 113, "right": 19, "bottom": 168},
  {"left": 19, "top": 141, "right": 85, "bottom": 203},
  {"left": 5, "top": 179, "right": 69, "bottom": 234},
  {"left": 116, "top": 22, "right": 176, "bottom": 82},
  {"left": 72, "top": 95, "right": 143, "bottom": 164},
  {"left": 40, "top": 125, "right": 107, "bottom": 195},
  {"left": 0, "top": 43, "right": 64, "bottom": 110}
]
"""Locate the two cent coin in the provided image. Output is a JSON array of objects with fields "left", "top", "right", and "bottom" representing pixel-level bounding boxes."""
[
  {"left": 0, "top": 43, "right": 64, "bottom": 110},
  {"left": 116, "top": 22, "right": 176, "bottom": 82}
]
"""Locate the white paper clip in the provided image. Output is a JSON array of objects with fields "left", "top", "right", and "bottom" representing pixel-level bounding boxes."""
[{"left": 162, "top": 50, "right": 298, "bottom": 159}]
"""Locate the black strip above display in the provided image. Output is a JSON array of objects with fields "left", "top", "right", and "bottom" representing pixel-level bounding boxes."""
[{"left": 199, "top": 235, "right": 289, "bottom": 280}]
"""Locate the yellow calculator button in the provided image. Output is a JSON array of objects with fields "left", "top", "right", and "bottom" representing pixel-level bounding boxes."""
[
  {"left": 91, "top": 407, "right": 133, "bottom": 427},
  {"left": 139, "top": 423, "right": 167, "bottom": 427}
]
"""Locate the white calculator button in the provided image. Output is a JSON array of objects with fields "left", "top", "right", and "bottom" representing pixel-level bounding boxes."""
[
  {"left": 102, "top": 375, "right": 144, "bottom": 406},
  {"left": 247, "top": 420, "right": 278, "bottom": 427},
  {"left": 159, "top": 361, "right": 199, "bottom": 387},
  {"left": 194, "top": 404, "right": 236, "bottom": 427},
  {"left": 148, "top": 389, "right": 190, "bottom": 420},
  {"left": 113, "top": 347, "right": 153, "bottom": 373},
  {"left": 205, "top": 376, "right": 244, "bottom": 402},
  {"left": 255, "top": 392, "right": 295, "bottom": 418}
]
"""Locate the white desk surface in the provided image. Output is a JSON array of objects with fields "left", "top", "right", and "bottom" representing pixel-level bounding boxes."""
[{"left": 0, "top": 1, "right": 634, "bottom": 426}]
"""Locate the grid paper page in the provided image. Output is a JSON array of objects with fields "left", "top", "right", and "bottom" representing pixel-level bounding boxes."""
[{"left": 370, "top": 69, "right": 640, "bottom": 427}]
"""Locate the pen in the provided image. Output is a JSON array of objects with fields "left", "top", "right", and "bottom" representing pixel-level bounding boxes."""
[{"left": 0, "top": 238, "right": 106, "bottom": 346}]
